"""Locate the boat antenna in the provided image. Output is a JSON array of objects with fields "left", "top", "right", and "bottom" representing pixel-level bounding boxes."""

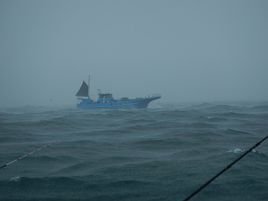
[
  {"left": 181, "top": 135, "right": 268, "bottom": 201},
  {"left": 88, "top": 73, "right": 90, "bottom": 98}
]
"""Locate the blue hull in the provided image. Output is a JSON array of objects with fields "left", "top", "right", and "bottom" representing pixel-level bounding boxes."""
[{"left": 77, "top": 96, "right": 160, "bottom": 109}]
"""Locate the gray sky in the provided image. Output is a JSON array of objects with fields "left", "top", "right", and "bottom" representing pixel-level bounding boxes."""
[{"left": 0, "top": 0, "right": 267, "bottom": 107}]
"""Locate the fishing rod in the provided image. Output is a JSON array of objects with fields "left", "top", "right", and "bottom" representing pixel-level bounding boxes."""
[{"left": 181, "top": 135, "right": 268, "bottom": 201}]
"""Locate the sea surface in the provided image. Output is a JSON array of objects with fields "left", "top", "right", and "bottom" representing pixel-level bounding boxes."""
[{"left": 0, "top": 102, "right": 267, "bottom": 201}]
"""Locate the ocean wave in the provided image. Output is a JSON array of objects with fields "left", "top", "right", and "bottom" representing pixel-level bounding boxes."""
[
  {"left": 218, "top": 112, "right": 256, "bottom": 118},
  {"left": 1, "top": 103, "right": 267, "bottom": 201},
  {"left": 224, "top": 129, "right": 252, "bottom": 135}
]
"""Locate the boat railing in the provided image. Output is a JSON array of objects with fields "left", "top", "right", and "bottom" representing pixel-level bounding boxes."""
[{"left": 145, "top": 94, "right": 161, "bottom": 98}]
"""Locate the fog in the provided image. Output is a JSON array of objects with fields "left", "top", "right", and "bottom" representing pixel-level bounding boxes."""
[{"left": 0, "top": 0, "right": 267, "bottom": 107}]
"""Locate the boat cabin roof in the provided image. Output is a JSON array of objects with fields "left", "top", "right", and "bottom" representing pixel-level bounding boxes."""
[{"left": 98, "top": 93, "right": 113, "bottom": 98}]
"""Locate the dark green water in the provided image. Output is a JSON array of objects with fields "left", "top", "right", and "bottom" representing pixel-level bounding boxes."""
[{"left": 0, "top": 103, "right": 267, "bottom": 201}]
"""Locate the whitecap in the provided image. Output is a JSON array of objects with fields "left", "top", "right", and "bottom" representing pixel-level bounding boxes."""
[
  {"left": 228, "top": 148, "right": 243, "bottom": 154},
  {"left": 10, "top": 176, "right": 21, "bottom": 182}
]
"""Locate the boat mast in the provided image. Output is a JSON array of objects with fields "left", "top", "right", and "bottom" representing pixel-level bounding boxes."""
[{"left": 88, "top": 73, "right": 90, "bottom": 98}]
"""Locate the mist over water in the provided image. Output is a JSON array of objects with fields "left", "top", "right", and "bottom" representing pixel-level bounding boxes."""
[
  {"left": 0, "top": 0, "right": 268, "bottom": 107},
  {"left": 0, "top": 1, "right": 268, "bottom": 201}
]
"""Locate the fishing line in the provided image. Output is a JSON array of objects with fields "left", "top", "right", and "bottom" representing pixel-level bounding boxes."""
[
  {"left": 181, "top": 135, "right": 268, "bottom": 201},
  {"left": 0, "top": 141, "right": 58, "bottom": 170}
]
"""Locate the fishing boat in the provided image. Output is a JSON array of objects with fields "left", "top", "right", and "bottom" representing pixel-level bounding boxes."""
[{"left": 75, "top": 75, "right": 161, "bottom": 109}]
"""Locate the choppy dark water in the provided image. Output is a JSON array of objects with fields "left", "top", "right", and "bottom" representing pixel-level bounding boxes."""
[{"left": 0, "top": 102, "right": 268, "bottom": 201}]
